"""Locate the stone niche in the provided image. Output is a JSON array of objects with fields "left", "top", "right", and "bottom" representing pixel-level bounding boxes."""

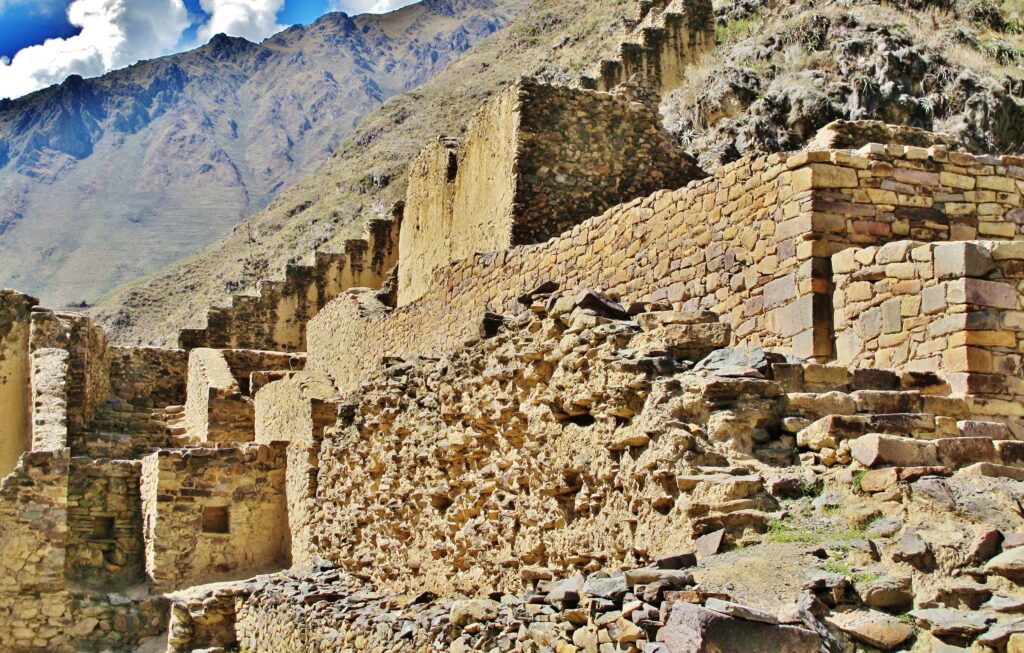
[
  {"left": 0, "top": 290, "right": 36, "bottom": 477},
  {"left": 396, "top": 77, "right": 705, "bottom": 305},
  {"left": 141, "top": 443, "right": 290, "bottom": 592}
]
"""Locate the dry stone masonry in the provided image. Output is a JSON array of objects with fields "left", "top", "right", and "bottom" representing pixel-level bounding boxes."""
[{"left": 5, "top": 2, "right": 1024, "bottom": 652}]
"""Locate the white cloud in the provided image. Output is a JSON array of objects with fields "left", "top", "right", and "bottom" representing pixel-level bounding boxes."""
[
  {"left": 197, "top": 0, "right": 284, "bottom": 44},
  {"left": 0, "top": 0, "right": 190, "bottom": 100},
  {"left": 329, "top": 0, "right": 416, "bottom": 15},
  {"left": 0, "top": 0, "right": 292, "bottom": 100}
]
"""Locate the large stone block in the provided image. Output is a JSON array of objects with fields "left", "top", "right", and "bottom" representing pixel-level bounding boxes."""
[
  {"left": 934, "top": 242, "right": 996, "bottom": 280},
  {"left": 662, "top": 601, "right": 819, "bottom": 653},
  {"left": 850, "top": 434, "right": 939, "bottom": 468}
]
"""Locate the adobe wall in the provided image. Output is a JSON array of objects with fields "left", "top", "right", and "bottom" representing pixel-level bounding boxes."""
[
  {"left": 179, "top": 215, "right": 401, "bottom": 352},
  {"left": 833, "top": 240, "right": 1024, "bottom": 421},
  {"left": 583, "top": 0, "right": 714, "bottom": 95},
  {"left": 140, "top": 443, "right": 290, "bottom": 593},
  {"left": 397, "top": 78, "right": 704, "bottom": 305},
  {"left": 0, "top": 291, "right": 35, "bottom": 477},
  {"left": 310, "top": 144, "right": 1024, "bottom": 394}
]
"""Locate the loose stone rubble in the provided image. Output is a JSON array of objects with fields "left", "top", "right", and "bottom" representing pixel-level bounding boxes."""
[{"left": 4, "top": 1, "right": 1024, "bottom": 652}]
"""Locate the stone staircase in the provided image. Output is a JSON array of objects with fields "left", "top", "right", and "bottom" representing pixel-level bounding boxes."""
[{"left": 70, "top": 402, "right": 176, "bottom": 459}]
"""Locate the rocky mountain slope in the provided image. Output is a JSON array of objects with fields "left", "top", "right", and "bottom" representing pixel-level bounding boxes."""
[
  {"left": 662, "top": 0, "right": 1024, "bottom": 169},
  {"left": 94, "top": 0, "right": 1024, "bottom": 347},
  {"left": 94, "top": 0, "right": 636, "bottom": 345},
  {"left": 0, "top": 0, "right": 527, "bottom": 307}
]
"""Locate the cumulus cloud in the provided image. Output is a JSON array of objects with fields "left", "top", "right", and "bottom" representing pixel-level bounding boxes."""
[
  {"left": 0, "top": 0, "right": 289, "bottom": 100},
  {"left": 196, "top": 0, "right": 284, "bottom": 44},
  {"left": 330, "top": 0, "right": 416, "bottom": 15},
  {"left": 0, "top": 0, "right": 190, "bottom": 100}
]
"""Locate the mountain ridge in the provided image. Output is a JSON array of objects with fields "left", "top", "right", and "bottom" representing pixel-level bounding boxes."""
[{"left": 0, "top": 0, "right": 527, "bottom": 306}]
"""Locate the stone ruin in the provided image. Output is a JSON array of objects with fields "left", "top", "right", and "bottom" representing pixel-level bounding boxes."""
[{"left": 5, "top": 1, "right": 1024, "bottom": 652}]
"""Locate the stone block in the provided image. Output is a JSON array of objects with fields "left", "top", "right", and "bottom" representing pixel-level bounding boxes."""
[
  {"left": 934, "top": 242, "right": 996, "bottom": 280},
  {"left": 850, "top": 434, "right": 939, "bottom": 468},
  {"left": 934, "top": 437, "right": 997, "bottom": 467},
  {"left": 946, "top": 278, "right": 1018, "bottom": 310},
  {"left": 662, "top": 601, "right": 819, "bottom": 653}
]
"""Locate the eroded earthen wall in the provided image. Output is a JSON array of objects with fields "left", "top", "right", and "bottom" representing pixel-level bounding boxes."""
[
  {"left": 0, "top": 291, "right": 34, "bottom": 477},
  {"left": 141, "top": 443, "right": 290, "bottom": 592},
  {"left": 310, "top": 146, "right": 1024, "bottom": 394}
]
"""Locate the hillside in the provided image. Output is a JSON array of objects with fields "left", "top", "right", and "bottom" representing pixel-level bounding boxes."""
[
  {"left": 94, "top": 0, "right": 637, "bottom": 345},
  {"left": 96, "top": 0, "right": 1024, "bottom": 346},
  {"left": 0, "top": 0, "right": 526, "bottom": 307}
]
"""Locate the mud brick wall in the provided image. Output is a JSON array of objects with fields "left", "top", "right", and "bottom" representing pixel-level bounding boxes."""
[
  {"left": 0, "top": 450, "right": 71, "bottom": 653},
  {"left": 179, "top": 217, "right": 401, "bottom": 352},
  {"left": 140, "top": 443, "right": 290, "bottom": 593},
  {"left": 66, "top": 459, "right": 144, "bottom": 588},
  {"left": 0, "top": 291, "right": 35, "bottom": 477},
  {"left": 311, "top": 145, "right": 1024, "bottom": 394},
  {"left": 583, "top": 0, "right": 714, "bottom": 95},
  {"left": 397, "top": 78, "right": 703, "bottom": 305},
  {"left": 834, "top": 240, "right": 1024, "bottom": 421}
]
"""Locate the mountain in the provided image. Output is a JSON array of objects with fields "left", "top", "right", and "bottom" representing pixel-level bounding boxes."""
[
  {"left": 94, "top": 0, "right": 1024, "bottom": 347},
  {"left": 93, "top": 0, "right": 637, "bottom": 345},
  {"left": 0, "top": 0, "right": 528, "bottom": 307}
]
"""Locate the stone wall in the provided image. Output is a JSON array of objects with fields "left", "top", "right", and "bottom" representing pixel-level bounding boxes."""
[
  {"left": 0, "top": 450, "right": 71, "bottom": 652},
  {"left": 66, "top": 459, "right": 144, "bottom": 588},
  {"left": 0, "top": 290, "right": 34, "bottom": 478},
  {"left": 179, "top": 215, "right": 401, "bottom": 352},
  {"left": 310, "top": 144, "right": 1024, "bottom": 394},
  {"left": 141, "top": 443, "right": 290, "bottom": 592},
  {"left": 581, "top": 0, "right": 714, "bottom": 95},
  {"left": 833, "top": 239, "right": 1024, "bottom": 421},
  {"left": 30, "top": 347, "right": 70, "bottom": 452},
  {"left": 184, "top": 348, "right": 304, "bottom": 443},
  {"left": 107, "top": 346, "right": 187, "bottom": 411},
  {"left": 29, "top": 311, "right": 111, "bottom": 438},
  {"left": 397, "top": 78, "right": 704, "bottom": 305},
  {"left": 253, "top": 371, "right": 337, "bottom": 445}
]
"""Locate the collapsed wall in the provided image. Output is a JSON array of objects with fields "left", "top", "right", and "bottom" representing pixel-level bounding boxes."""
[{"left": 397, "top": 78, "right": 705, "bottom": 305}]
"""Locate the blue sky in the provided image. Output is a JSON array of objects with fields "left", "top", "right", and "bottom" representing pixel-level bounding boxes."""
[{"left": 0, "top": 0, "right": 416, "bottom": 100}]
